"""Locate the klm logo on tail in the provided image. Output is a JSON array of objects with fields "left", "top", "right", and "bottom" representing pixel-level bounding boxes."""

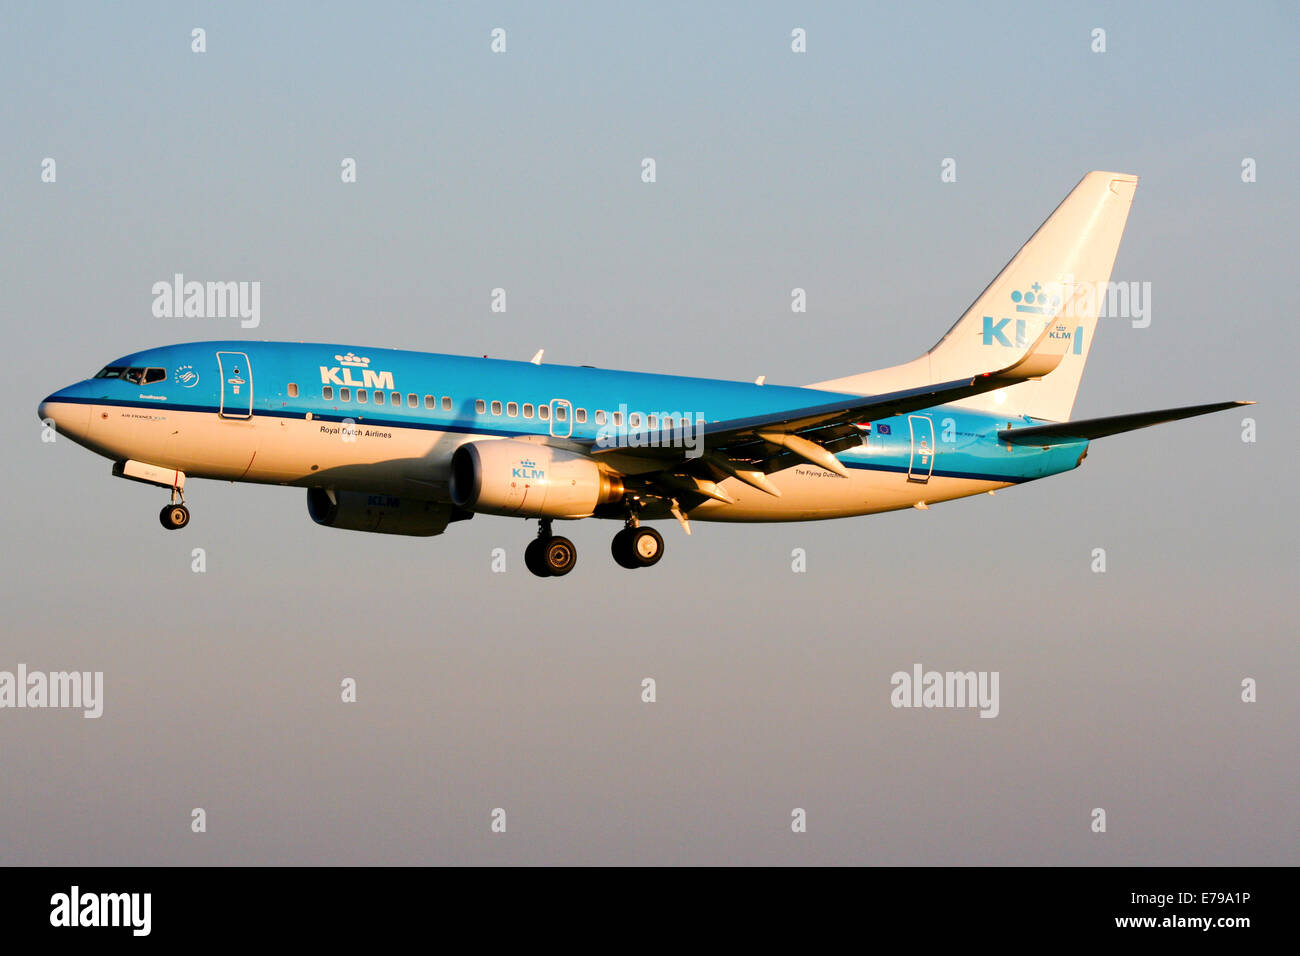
[
  {"left": 1011, "top": 282, "right": 1060, "bottom": 314},
  {"left": 983, "top": 283, "right": 1084, "bottom": 354}
]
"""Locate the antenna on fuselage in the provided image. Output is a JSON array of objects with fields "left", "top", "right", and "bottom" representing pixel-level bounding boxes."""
[{"left": 531, "top": 349, "right": 545, "bottom": 365}]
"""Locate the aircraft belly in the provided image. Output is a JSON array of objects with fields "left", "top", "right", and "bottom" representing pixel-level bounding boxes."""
[
  {"left": 83, "top": 405, "right": 470, "bottom": 496},
  {"left": 80, "top": 403, "right": 201, "bottom": 472},
  {"left": 240, "top": 415, "right": 467, "bottom": 492},
  {"left": 82, "top": 404, "right": 1015, "bottom": 518},
  {"left": 690, "top": 467, "right": 1007, "bottom": 522}
]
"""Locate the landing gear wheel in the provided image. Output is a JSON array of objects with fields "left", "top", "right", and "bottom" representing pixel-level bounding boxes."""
[
  {"left": 612, "top": 526, "right": 663, "bottom": 568},
  {"left": 611, "top": 528, "right": 638, "bottom": 568},
  {"left": 542, "top": 536, "right": 577, "bottom": 577},
  {"left": 525, "top": 534, "right": 577, "bottom": 577},
  {"left": 160, "top": 503, "right": 190, "bottom": 530},
  {"left": 524, "top": 538, "right": 552, "bottom": 578}
]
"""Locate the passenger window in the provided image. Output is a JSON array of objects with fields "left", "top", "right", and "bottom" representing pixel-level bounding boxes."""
[
  {"left": 475, "top": 400, "right": 486, "bottom": 414},
  {"left": 575, "top": 408, "right": 587, "bottom": 423},
  {"left": 408, "top": 394, "right": 417, "bottom": 408},
  {"left": 595, "top": 410, "right": 606, "bottom": 425},
  {"left": 357, "top": 390, "right": 368, "bottom": 403},
  {"left": 613, "top": 411, "right": 622, "bottom": 426},
  {"left": 391, "top": 392, "right": 401, "bottom": 405},
  {"left": 424, "top": 395, "right": 435, "bottom": 408},
  {"left": 288, "top": 383, "right": 299, "bottom": 398},
  {"left": 539, "top": 405, "right": 550, "bottom": 421},
  {"left": 555, "top": 405, "right": 567, "bottom": 422},
  {"left": 322, "top": 385, "right": 333, "bottom": 400},
  {"left": 340, "top": 388, "right": 351, "bottom": 401},
  {"left": 442, "top": 396, "right": 452, "bottom": 411},
  {"left": 491, "top": 401, "right": 502, "bottom": 415},
  {"left": 647, "top": 414, "right": 657, "bottom": 429},
  {"left": 507, "top": 402, "right": 518, "bottom": 417},
  {"left": 629, "top": 412, "right": 641, "bottom": 427},
  {"left": 522, "top": 403, "right": 534, "bottom": 419}
]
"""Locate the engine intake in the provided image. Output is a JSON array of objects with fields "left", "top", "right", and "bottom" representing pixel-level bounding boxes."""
[{"left": 450, "top": 440, "right": 623, "bottom": 518}]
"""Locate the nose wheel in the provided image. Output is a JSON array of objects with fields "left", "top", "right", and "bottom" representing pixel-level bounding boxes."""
[
  {"left": 159, "top": 486, "right": 190, "bottom": 530},
  {"left": 159, "top": 503, "right": 190, "bottom": 530},
  {"left": 524, "top": 520, "right": 577, "bottom": 577},
  {"left": 612, "top": 525, "right": 663, "bottom": 569}
]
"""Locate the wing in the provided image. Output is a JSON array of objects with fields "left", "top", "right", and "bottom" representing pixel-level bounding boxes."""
[{"left": 585, "top": 318, "right": 1069, "bottom": 502}]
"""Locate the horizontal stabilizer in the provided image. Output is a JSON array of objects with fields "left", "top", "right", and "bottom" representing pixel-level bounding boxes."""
[{"left": 998, "top": 401, "right": 1253, "bottom": 446}]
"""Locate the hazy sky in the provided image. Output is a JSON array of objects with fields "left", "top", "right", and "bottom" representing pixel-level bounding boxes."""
[{"left": 2, "top": 1, "right": 1296, "bottom": 864}]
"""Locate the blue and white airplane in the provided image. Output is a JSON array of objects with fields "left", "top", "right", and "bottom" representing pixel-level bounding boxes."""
[{"left": 39, "top": 172, "right": 1249, "bottom": 577}]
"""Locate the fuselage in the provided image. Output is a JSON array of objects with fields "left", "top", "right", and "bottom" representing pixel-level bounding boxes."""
[{"left": 38, "top": 340, "right": 1089, "bottom": 521}]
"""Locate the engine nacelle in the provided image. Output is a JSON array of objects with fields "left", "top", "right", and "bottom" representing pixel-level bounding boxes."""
[
  {"left": 450, "top": 440, "right": 623, "bottom": 518},
  {"left": 307, "top": 488, "right": 464, "bottom": 536}
]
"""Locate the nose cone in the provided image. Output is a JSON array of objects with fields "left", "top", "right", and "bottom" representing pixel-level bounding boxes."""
[{"left": 39, "top": 386, "right": 92, "bottom": 440}]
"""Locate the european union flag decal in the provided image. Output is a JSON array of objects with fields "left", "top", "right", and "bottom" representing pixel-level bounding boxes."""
[{"left": 876, "top": 423, "right": 891, "bottom": 435}]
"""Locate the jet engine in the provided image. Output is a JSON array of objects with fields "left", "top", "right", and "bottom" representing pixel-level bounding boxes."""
[{"left": 449, "top": 439, "right": 623, "bottom": 518}]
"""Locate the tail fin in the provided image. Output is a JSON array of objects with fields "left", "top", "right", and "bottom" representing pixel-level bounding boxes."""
[{"left": 811, "top": 171, "right": 1139, "bottom": 422}]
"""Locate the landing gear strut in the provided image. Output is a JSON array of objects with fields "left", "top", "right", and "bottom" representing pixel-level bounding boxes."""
[
  {"left": 524, "top": 519, "right": 577, "bottom": 578},
  {"left": 158, "top": 486, "right": 190, "bottom": 530},
  {"left": 611, "top": 515, "right": 664, "bottom": 569}
]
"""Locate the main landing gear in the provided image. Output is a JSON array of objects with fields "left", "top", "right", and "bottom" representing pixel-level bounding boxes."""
[
  {"left": 159, "top": 488, "right": 190, "bottom": 530},
  {"left": 524, "top": 519, "right": 577, "bottom": 578},
  {"left": 611, "top": 521, "right": 663, "bottom": 569},
  {"left": 522, "top": 513, "right": 668, "bottom": 578}
]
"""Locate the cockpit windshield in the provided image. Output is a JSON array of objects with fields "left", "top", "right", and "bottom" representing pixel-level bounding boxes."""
[{"left": 97, "top": 366, "right": 166, "bottom": 384}]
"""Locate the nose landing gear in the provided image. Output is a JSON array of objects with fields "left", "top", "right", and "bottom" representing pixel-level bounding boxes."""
[
  {"left": 159, "top": 488, "right": 190, "bottom": 530},
  {"left": 524, "top": 519, "right": 577, "bottom": 577}
]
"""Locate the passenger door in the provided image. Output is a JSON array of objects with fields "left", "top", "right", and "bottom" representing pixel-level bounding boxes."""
[{"left": 217, "top": 351, "right": 253, "bottom": 419}]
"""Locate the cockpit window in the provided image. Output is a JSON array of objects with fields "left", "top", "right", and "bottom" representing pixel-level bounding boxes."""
[
  {"left": 119, "top": 367, "right": 166, "bottom": 385},
  {"left": 94, "top": 366, "right": 127, "bottom": 379}
]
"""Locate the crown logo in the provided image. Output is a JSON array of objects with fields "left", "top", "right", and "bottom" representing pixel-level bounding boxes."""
[
  {"left": 520, "top": 459, "right": 536, "bottom": 468},
  {"left": 335, "top": 352, "right": 371, "bottom": 367},
  {"left": 1011, "top": 282, "right": 1062, "bottom": 315}
]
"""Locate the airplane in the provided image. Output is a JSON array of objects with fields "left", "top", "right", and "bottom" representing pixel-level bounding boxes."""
[{"left": 38, "top": 171, "right": 1251, "bottom": 578}]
